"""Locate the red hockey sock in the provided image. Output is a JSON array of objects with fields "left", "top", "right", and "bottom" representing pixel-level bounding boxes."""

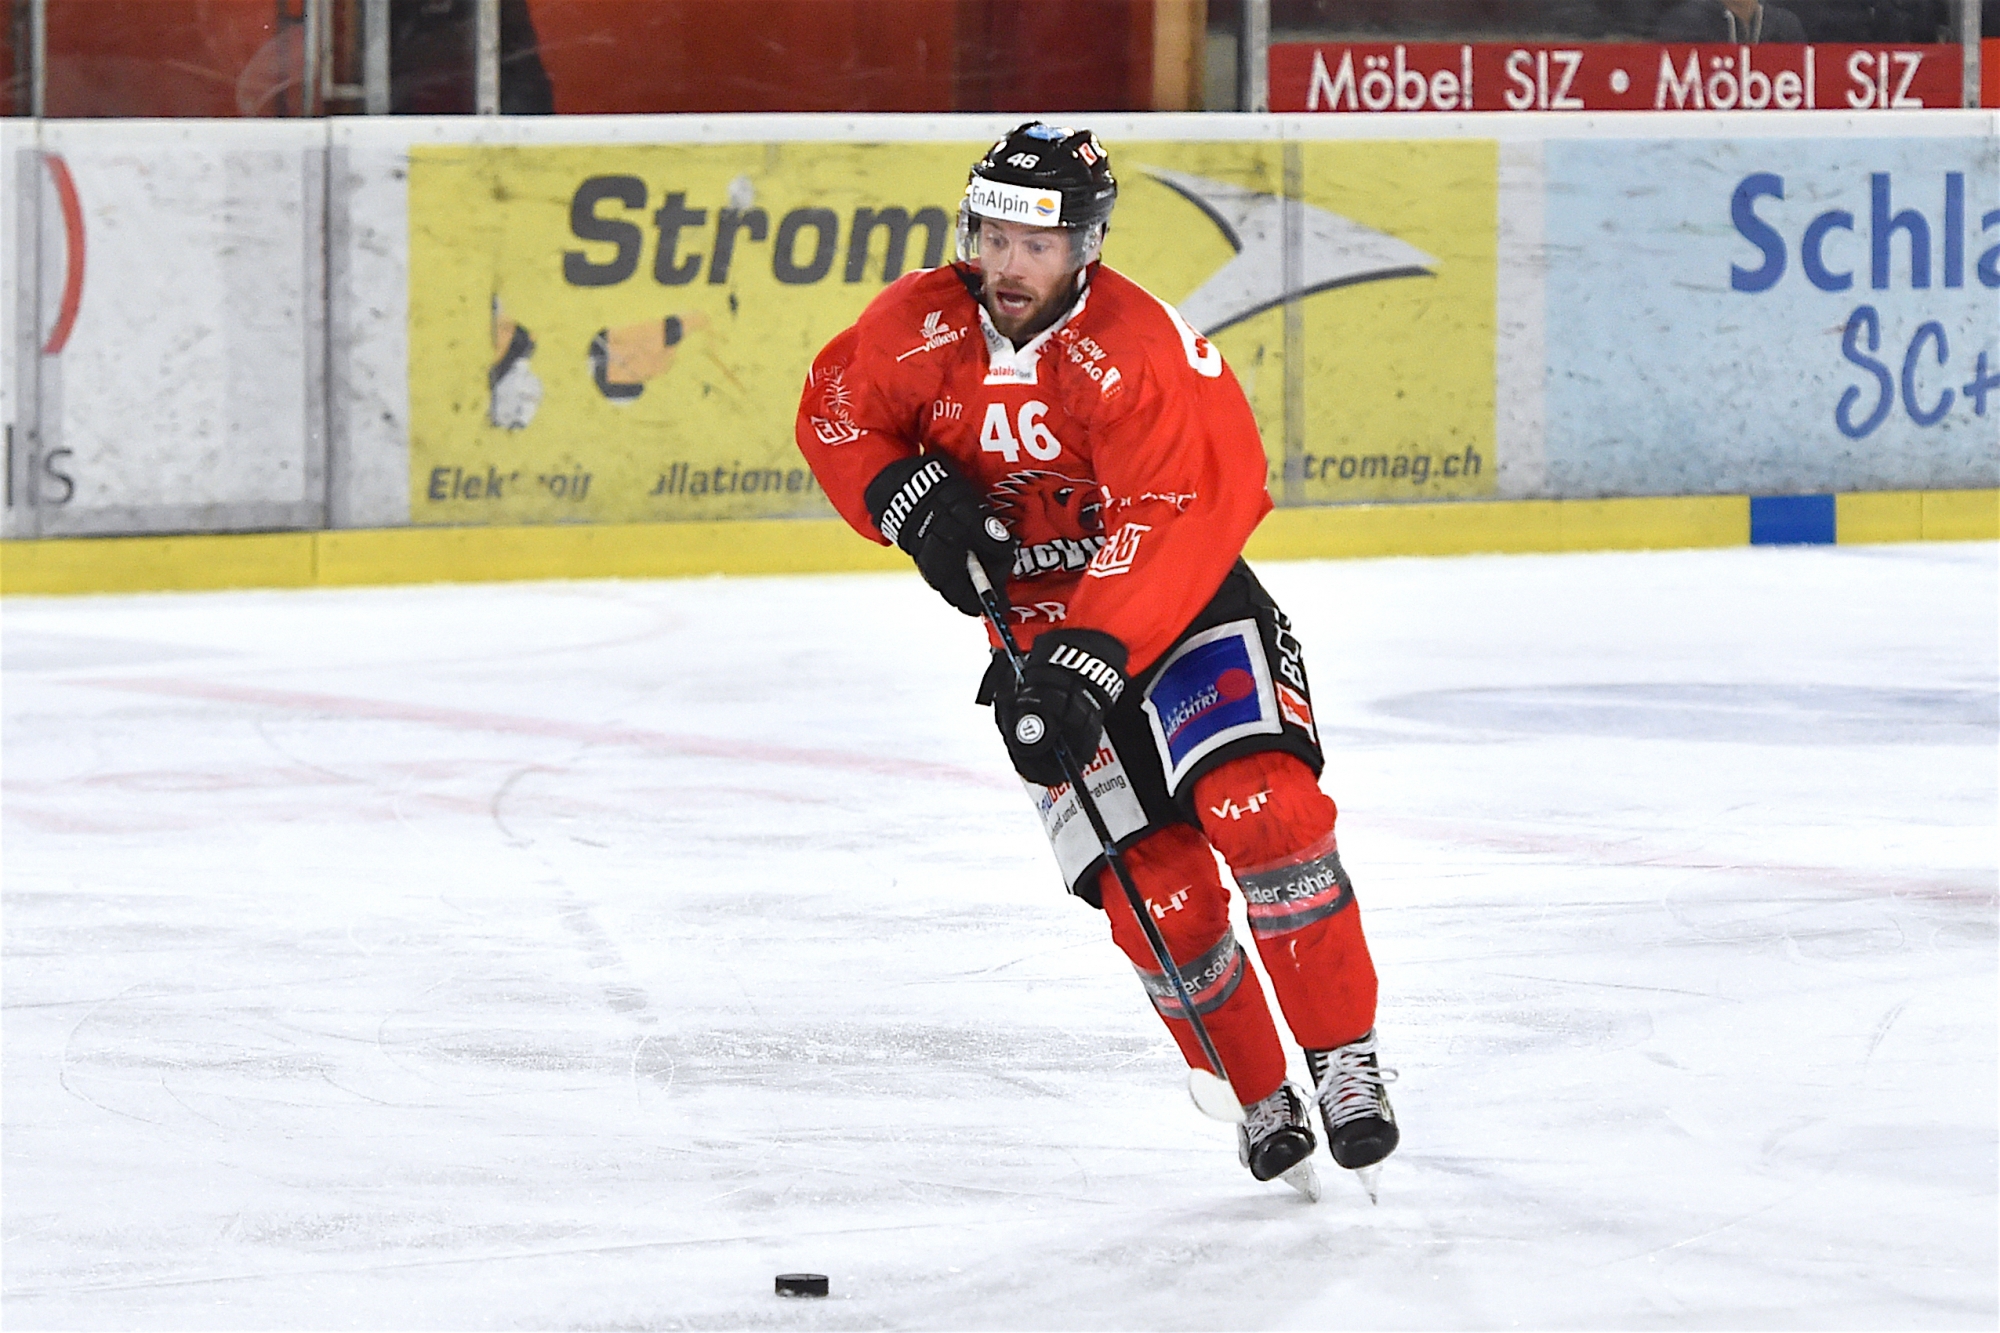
[
  {"left": 1195, "top": 752, "right": 1379, "bottom": 1051},
  {"left": 1097, "top": 824, "right": 1289, "bottom": 1105}
]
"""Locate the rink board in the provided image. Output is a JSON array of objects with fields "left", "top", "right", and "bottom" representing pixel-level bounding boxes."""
[
  {"left": 3, "top": 487, "right": 1993, "bottom": 596},
  {"left": 4, "top": 111, "right": 1999, "bottom": 550}
]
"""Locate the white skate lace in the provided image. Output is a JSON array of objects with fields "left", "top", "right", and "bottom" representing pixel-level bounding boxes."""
[
  {"left": 1242, "top": 1086, "right": 1297, "bottom": 1143},
  {"left": 1315, "top": 1042, "right": 1398, "bottom": 1130}
]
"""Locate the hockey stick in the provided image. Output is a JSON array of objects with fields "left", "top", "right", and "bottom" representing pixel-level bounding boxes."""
[{"left": 966, "top": 553, "right": 1244, "bottom": 1126}]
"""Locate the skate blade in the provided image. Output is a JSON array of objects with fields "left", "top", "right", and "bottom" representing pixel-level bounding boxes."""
[
  {"left": 1279, "top": 1160, "right": 1322, "bottom": 1202},
  {"left": 1187, "top": 1069, "right": 1244, "bottom": 1124},
  {"left": 1352, "top": 1163, "right": 1383, "bottom": 1204}
]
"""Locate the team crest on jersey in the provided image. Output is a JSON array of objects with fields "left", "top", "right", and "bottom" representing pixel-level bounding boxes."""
[
  {"left": 989, "top": 470, "right": 1109, "bottom": 578},
  {"left": 897, "top": 310, "right": 966, "bottom": 362},
  {"left": 1086, "top": 523, "right": 1149, "bottom": 578},
  {"left": 807, "top": 364, "right": 860, "bottom": 446}
]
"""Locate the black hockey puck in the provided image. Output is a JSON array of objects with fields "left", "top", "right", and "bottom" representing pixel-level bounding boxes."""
[{"left": 775, "top": 1272, "right": 828, "bottom": 1298}]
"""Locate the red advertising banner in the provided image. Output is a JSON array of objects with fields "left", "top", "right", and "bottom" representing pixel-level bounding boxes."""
[
  {"left": 1269, "top": 42, "right": 1963, "bottom": 113},
  {"left": 1985, "top": 39, "right": 1998, "bottom": 108}
]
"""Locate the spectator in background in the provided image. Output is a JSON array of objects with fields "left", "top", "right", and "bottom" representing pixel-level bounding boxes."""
[
  {"left": 1795, "top": 0, "right": 1949, "bottom": 38},
  {"left": 1866, "top": 0, "right": 1948, "bottom": 38},
  {"left": 1658, "top": 0, "right": 1810, "bottom": 39},
  {"left": 1800, "top": 0, "right": 1876, "bottom": 37},
  {"left": 393, "top": 0, "right": 553, "bottom": 114}
]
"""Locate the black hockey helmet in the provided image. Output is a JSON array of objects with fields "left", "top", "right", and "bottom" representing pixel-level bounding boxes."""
[{"left": 956, "top": 122, "right": 1117, "bottom": 266}]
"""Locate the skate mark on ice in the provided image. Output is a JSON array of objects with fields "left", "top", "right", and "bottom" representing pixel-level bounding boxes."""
[
  {"left": 490, "top": 764, "right": 559, "bottom": 847},
  {"left": 1, "top": 629, "right": 237, "bottom": 673},
  {"left": 1863, "top": 998, "right": 1909, "bottom": 1066},
  {"left": 57, "top": 984, "right": 172, "bottom": 1128},
  {"left": 628, "top": 1033, "right": 675, "bottom": 1108},
  {"left": 554, "top": 892, "right": 659, "bottom": 1030},
  {"left": 1478, "top": 969, "right": 1731, "bottom": 1002},
  {"left": 81, "top": 677, "right": 1010, "bottom": 789},
  {"left": 1, "top": 1216, "right": 1030, "bottom": 1301},
  {"left": 1377, "top": 813, "right": 1992, "bottom": 905},
  {"left": 1374, "top": 682, "right": 1997, "bottom": 746},
  {"left": 1587, "top": 1180, "right": 1822, "bottom": 1273},
  {"left": 370, "top": 972, "right": 470, "bottom": 1094},
  {"left": 249, "top": 713, "right": 382, "bottom": 787}
]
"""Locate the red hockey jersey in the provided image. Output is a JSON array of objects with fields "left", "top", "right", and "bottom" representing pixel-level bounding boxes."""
[{"left": 795, "top": 262, "right": 1273, "bottom": 674}]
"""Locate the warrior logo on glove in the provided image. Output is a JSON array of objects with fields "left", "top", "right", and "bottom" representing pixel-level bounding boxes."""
[
  {"left": 863, "top": 454, "right": 1016, "bottom": 618},
  {"left": 993, "top": 629, "right": 1129, "bottom": 787}
]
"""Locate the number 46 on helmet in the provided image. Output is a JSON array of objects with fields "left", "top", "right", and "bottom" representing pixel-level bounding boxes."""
[{"left": 956, "top": 122, "right": 1119, "bottom": 269}]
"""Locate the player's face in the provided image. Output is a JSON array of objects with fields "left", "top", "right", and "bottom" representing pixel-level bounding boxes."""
[{"left": 977, "top": 217, "right": 1077, "bottom": 344}]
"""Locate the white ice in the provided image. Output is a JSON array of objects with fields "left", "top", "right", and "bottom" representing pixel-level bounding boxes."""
[{"left": 3, "top": 542, "right": 1995, "bottom": 1330}]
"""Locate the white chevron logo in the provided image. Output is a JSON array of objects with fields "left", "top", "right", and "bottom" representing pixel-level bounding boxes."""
[{"left": 1139, "top": 166, "right": 1436, "bottom": 336}]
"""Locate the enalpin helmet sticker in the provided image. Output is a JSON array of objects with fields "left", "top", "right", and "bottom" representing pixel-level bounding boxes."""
[
  {"left": 968, "top": 122, "right": 1117, "bottom": 230},
  {"left": 955, "top": 122, "right": 1118, "bottom": 264}
]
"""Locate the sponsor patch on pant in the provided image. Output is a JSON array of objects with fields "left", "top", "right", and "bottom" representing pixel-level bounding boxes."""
[
  {"left": 1239, "top": 846, "right": 1354, "bottom": 939},
  {"left": 1026, "top": 738, "right": 1149, "bottom": 887},
  {"left": 1141, "top": 620, "right": 1284, "bottom": 794},
  {"left": 1136, "top": 929, "right": 1247, "bottom": 1019}
]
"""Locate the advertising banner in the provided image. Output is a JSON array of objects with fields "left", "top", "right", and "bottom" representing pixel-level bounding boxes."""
[
  {"left": 1114, "top": 139, "right": 1496, "bottom": 505},
  {"left": 4, "top": 122, "right": 325, "bottom": 539},
  {"left": 404, "top": 136, "right": 1497, "bottom": 525},
  {"left": 1542, "top": 135, "right": 2000, "bottom": 496},
  {"left": 408, "top": 141, "right": 968, "bottom": 525},
  {"left": 1296, "top": 139, "right": 1497, "bottom": 502},
  {"left": 1271, "top": 42, "right": 1962, "bottom": 113}
]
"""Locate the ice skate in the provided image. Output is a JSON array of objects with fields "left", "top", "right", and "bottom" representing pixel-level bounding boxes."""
[
  {"left": 1236, "top": 1082, "right": 1319, "bottom": 1198},
  {"left": 1306, "top": 1030, "right": 1399, "bottom": 1200}
]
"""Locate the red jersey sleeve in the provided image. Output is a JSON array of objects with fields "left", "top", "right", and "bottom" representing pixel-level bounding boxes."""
[
  {"left": 796, "top": 328, "right": 915, "bottom": 544},
  {"left": 796, "top": 271, "right": 961, "bottom": 543},
  {"left": 1062, "top": 334, "right": 1273, "bottom": 674}
]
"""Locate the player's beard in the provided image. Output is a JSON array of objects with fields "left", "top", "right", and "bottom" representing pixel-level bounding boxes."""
[{"left": 983, "top": 273, "right": 1076, "bottom": 347}]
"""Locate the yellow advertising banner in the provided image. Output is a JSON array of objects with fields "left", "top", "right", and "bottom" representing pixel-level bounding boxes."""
[
  {"left": 405, "top": 137, "right": 1495, "bottom": 525},
  {"left": 1115, "top": 138, "right": 1498, "bottom": 504}
]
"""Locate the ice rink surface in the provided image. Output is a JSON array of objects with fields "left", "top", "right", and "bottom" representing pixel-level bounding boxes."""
[{"left": 3, "top": 541, "right": 1996, "bottom": 1331}]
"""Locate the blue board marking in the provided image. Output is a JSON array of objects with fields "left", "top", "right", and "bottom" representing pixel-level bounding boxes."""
[{"left": 1750, "top": 494, "right": 1836, "bottom": 546}]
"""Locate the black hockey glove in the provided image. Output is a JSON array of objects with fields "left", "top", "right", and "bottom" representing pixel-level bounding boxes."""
[
  {"left": 864, "top": 454, "right": 1016, "bottom": 617},
  {"left": 992, "top": 629, "right": 1130, "bottom": 787}
]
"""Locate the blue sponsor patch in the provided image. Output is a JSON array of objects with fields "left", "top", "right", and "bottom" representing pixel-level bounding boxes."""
[
  {"left": 1143, "top": 621, "right": 1285, "bottom": 791},
  {"left": 1146, "top": 627, "right": 1270, "bottom": 774}
]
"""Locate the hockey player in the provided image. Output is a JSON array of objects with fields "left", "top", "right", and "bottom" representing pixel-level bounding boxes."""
[{"left": 795, "top": 123, "right": 1397, "bottom": 1193}]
